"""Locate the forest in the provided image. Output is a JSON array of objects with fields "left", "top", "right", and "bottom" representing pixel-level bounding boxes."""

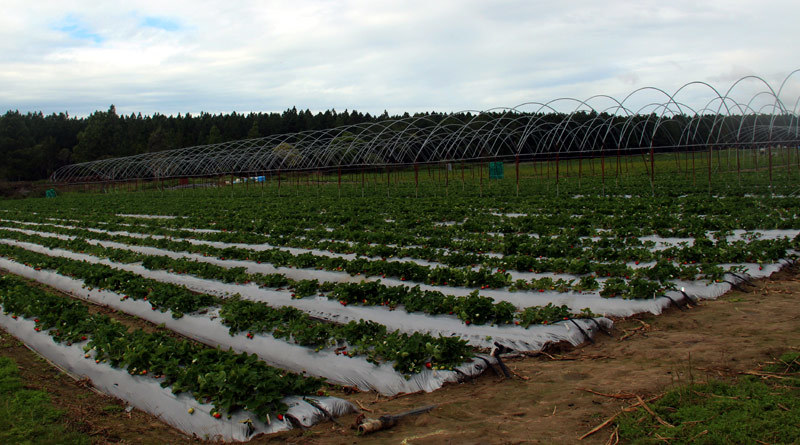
[
  {"left": 0, "top": 106, "right": 394, "bottom": 181},
  {"left": 1, "top": 105, "right": 793, "bottom": 182}
]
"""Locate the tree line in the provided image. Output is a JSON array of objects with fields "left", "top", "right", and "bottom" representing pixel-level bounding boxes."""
[
  {"left": 1, "top": 105, "right": 793, "bottom": 182},
  {"left": 0, "top": 106, "right": 400, "bottom": 181}
]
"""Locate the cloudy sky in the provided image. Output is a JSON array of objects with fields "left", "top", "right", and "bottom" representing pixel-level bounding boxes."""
[{"left": 1, "top": 0, "right": 798, "bottom": 117}]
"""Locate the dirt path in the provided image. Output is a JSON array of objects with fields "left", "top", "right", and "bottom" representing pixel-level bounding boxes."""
[
  {"left": 1, "top": 266, "right": 798, "bottom": 444},
  {"left": 262, "top": 265, "right": 800, "bottom": 444}
]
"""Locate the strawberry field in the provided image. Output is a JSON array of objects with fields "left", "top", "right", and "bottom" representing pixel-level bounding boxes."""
[{"left": 1, "top": 156, "right": 799, "bottom": 441}]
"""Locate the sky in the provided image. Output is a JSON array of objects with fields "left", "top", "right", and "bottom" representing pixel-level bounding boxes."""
[{"left": 1, "top": 0, "right": 799, "bottom": 118}]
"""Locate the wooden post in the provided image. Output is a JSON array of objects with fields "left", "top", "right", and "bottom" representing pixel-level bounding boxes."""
[
  {"left": 546, "top": 156, "right": 550, "bottom": 179},
  {"left": 737, "top": 144, "right": 741, "bottom": 184},
  {"left": 414, "top": 163, "right": 419, "bottom": 197},
  {"left": 649, "top": 143, "right": 655, "bottom": 196},
  {"left": 707, "top": 145, "right": 712, "bottom": 195},
  {"left": 479, "top": 162, "right": 483, "bottom": 197},
  {"left": 337, "top": 167, "right": 341, "bottom": 198},
  {"left": 796, "top": 142, "right": 800, "bottom": 172},
  {"left": 445, "top": 162, "right": 449, "bottom": 197},
  {"left": 785, "top": 144, "right": 791, "bottom": 175},
  {"left": 556, "top": 153, "right": 560, "bottom": 184},
  {"left": 768, "top": 143, "right": 773, "bottom": 191},
  {"left": 515, "top": 155, "right": 520, "bottom": 196},
  {"left": 601, "top": 146, "right": 606, "bottom": 196}
]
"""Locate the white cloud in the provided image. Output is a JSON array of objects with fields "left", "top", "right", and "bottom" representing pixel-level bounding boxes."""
[{"left": 0, "top": 0, "right": 798, "bottom": 117}]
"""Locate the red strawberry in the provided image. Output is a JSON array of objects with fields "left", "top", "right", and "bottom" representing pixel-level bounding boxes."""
[
  {"left": 81, "top": 336, "right": 87, "bottom": 340},
  {"left": 277, "top": 414, "right": 284, "bottom": 421},
  {"left": 425, "top": 362, "right": 432, "bottom": 369},
  {"left": 213, "top": 412, "right": 222, "bottom": 419}
]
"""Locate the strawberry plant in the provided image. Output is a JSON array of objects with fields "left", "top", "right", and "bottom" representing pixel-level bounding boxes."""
[{"left": 0, "top": 274, "right": 322, "bottom": 421}]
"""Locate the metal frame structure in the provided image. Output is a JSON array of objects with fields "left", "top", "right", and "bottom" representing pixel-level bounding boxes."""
[{"left": 52, "top": 73, "right": 800, "bottom": 183}]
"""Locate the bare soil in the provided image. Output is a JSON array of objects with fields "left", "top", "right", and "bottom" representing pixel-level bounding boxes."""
[
  {"left": 2, "top": 266, "right": 798, "bottom": 444},
  {"left": 0, "top": 333, "right": 195, "bottom": 444}
]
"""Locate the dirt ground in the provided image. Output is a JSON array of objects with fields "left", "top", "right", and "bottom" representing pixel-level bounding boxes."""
[{"left": 1, "top": 265, "right": 798, "bottom": 444}]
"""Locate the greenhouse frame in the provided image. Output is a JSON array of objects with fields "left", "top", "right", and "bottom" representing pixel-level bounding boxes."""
[{"left": 52, "top": 73, "right": 800, "bottom": 184}]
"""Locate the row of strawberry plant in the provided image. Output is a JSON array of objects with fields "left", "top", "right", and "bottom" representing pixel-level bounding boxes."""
[
  {"left": 0, "top": 222, "right": 513, "bottom": 288},
  {"left": 5, "top": 193, "right": 798, "bottom": 259},
  {"left": 3, "top": 218, "right": 794, "bottom": 283},
  {"left": 4, "top": 212, "right": 792, "bottom": 271},
  {"left": 80, "top": 194, "right": 800, "bottom": 241},
  {"left": 0, "top": 228, "right": 672, "bottom": 301},
  {"left": 62, "top": 193, "right": 798, "bottom": 236},
  {"left": 0, "top": 273, "right": 322, "bottom": 421},
  {"left": 0, "top": 229, "right": 596, "bottom": 323},
  {"left": 0, "top": 242, "right": 476, "bottom": 373},
  {"left": 0, "top": 241, "right": 472, "bottom": 373},
  {"left": 1, "top": 224, "right": 781, "bottom": 299}
]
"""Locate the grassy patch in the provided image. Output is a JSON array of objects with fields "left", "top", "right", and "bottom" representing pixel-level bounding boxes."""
[
  {"left": 0, "top": 356, "right": 88, "bottom": 445},
  {"left": 102, "top": 404, "right": 124, "bottom": 413},
  {"left": 617, "top": 352, "right": 800, "bottom": 444}
]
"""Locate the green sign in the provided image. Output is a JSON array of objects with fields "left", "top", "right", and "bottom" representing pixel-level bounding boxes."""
[{"left": 489, "top": 162, "right": 504, "bottom": 179}]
